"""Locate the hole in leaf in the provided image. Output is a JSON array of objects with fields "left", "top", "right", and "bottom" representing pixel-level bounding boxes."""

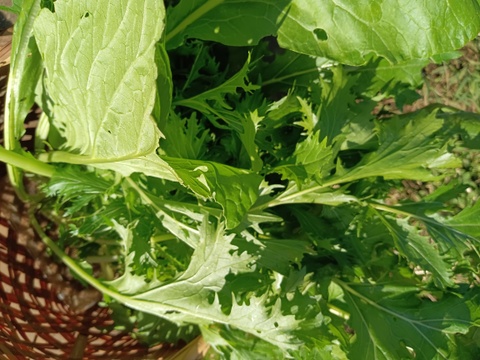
[{"left": 314, "top": 28, "right": 328, "bottom": 41}]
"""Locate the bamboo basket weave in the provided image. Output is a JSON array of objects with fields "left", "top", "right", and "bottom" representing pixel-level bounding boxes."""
[{"left": 0, "top": 27, "right": 207, "bottom": 360}]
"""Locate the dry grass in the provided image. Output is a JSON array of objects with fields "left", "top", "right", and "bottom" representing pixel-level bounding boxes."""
[
  {"left": 405, "top": 37, "right": 480, "bottom": 113},
  {"left": 386, "top": 37, "right": 480, "bottom": 210}
]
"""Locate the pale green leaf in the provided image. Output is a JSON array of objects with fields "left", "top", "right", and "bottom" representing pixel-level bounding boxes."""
[
  {"left": 277, "top": 0, "right": 480, "bottom": 65},
  {"left": 166, "top": 0, "right": 480, "bottom": 65},
  {"left": 34, "top": 0, "right": 173, "bottom": 178},
  {"left": 38, "top": 151, "right": 179, "bottom": 182},
  {"left": 5, "top": 0, "right": 42, "bottom": 146},
  {"left": 107, "top": 219, "right": 301, "bottom": 352}
]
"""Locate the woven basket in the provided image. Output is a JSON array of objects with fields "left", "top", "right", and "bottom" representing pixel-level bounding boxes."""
[{"left": 0, "top": 27, "right": 207, "bottom": 360}]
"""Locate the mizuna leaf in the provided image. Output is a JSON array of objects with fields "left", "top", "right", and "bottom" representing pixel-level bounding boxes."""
[
  {"left": 165, "top": 157, "right": 263, "bottom": 229},
  {"left": 152, "top": 41, "right": 174, "bottom": 132},
  {"left": 445, "top": 201, "right": 480, "bottom": 239},
  {"left": 334, "top": 110, "right": 461, "bottom": 183},
  {"left": 45, "top": 167, "right": 113, "bottom": 215},
  {"left": 315, "top": 66, "right": 360, "bottom": 144},
  {"left": 338, "top": 280, "right": 480, "bottom": 360},
  {"left": 174, "top": 54, "right": 258, "bottom": 113},
  {"left": 33, "top": 0, "right": 176, "bottom": 180},
  {"left": 107, "top": 219, "right": 301, "bottom": 353},
  {"left": 252, "top": 47, "right": 330, "bottom": 93},
  {"left": 267, "top": 183, "right": 358, "bottom": 208},
  {"left": 376, "top": 214, "right": 454, "bottom": 289},
  {"left": 371, "top": 202, "right": 479, "bottom": 258},
  {"left": 274, "top": 131, "right": 334, "bottom": 185}
]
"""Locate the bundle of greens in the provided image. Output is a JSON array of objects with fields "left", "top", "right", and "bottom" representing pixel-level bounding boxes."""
[{"left": 1, "top": 0, "right": 480, "bottom": 358}]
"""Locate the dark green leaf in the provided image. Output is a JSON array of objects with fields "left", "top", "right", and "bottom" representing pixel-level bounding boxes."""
[
  {"left": 377, "top": 214, "right": 455, "bottom": 289},
  {"left": 339, "top": 281, "right": 480, "bottom": 360}
]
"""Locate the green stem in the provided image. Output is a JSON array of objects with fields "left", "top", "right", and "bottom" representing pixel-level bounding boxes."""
[
  {"left": 368, "top": 202, "right": 416, "bottom": 217},
  {"left": 252, "top": 178, "right": 343, "bottom": 211},
  {"left": 85, "top": 255, "right": 119, "bottom": 264},
  {"left": 29, "top": 211, "right": 228, "bottom": 325},
  {"left": 261, "top": 68, "right": 321, "bottom": 87},
  {"left": 29, "top": 212, "right": 120, "bottom": 299},
  {"left": 0, "top": 145, "right": 54, "bottom": 177},
  {"left": 152, "top": 234, "right": 177, "bottom": 243},
  {"left": 165, "top": 0, "right": 224, "bottom": 44},
  {"left": 125, "top": 178, "right": 200, "bottom": 248},
  {"left": 327, "top": 303, "right": 350, "bottom": 320},
  {"left": 37, "top": 149, "right": 154, "bottom": 164}
]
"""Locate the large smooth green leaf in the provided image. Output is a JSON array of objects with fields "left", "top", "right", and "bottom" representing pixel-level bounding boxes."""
[
  {"left": 33, "top": 0, "right": 176, "bottom": 180},
  {"left": 277, "top": 0, "right": 480, "bottom": 65},
  {"left": 165, "top": 0, "right": 480, "bottom": 65},
  {"left": 165, "top": 0, "right": 291, "bottom": 49}
]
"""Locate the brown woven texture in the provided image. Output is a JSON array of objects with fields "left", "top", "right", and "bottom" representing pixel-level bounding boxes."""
[
  {"left": 0, "top": 27, "right": 188, "bottom": 360},
  {"left": 0, "top": 179, "right": 182, "bottom": 360}
]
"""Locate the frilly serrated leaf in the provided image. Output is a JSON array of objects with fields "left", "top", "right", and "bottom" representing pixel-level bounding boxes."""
[
  {"left": 105, "top": 218, "right": 302, "bottom": 352},
  {"left": 335, "top": 110, "right": 461, "bottom": 183}
]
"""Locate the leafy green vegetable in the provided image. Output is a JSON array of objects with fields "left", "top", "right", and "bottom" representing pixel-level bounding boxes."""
[
  {"left": 33, "top": 0, "right": 177, "bottom": 181},
  {"left": 3, "top": 0, "right": 43, "bottom": 196},
  {"left": 337, "top": 280, "right": 480, "bottom": 360},
  {"left": 1, "top": 0, "right": 480, "bottom": 358},
  {"left": 166, "top": 0, "right": 480, "bottom": 65}
]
